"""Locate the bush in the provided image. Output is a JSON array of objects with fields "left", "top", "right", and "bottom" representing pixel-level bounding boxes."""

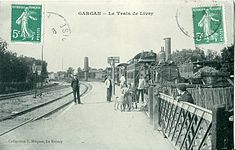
[{"left": 0, "top": 82, "right": 33, "bottom": 94}]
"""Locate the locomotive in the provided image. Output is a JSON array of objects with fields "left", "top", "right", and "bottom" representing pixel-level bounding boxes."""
[{"left": 119, "top": 37, "right": 180, "bottom": 89}]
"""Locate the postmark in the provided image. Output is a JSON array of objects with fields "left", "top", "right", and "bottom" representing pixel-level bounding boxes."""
[
  {"left": 192, "top": 6, "right": 225, "bottom": 45},
  {"left": 175, "top": 8, "right": 192, "bottom": 38},
  {"left": 11, "top": 4, "right": 42, "bottom": 43},
  {"left": 175, "top": 5, "right": 225, "bottom": 45},
  {"left": 46, "top": 12, "right": 71, "bottom": 42}
]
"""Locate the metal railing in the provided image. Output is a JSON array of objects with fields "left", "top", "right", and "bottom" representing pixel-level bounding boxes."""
[{"left": 157, "top": 93, "right": 212, "bottom": 150}]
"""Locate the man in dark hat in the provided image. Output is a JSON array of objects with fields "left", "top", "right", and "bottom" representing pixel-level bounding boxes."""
[
  {"left": 71, "top": 74, "right": 81, "bottom": 104},
  {"left": 176, "top": 84, "right": 194, "bottom": 104}
]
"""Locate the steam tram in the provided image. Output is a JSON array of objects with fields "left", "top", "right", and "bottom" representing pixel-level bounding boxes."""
[
  {"left": 116, "top": 36, "right": 229, "bottom": 91},
  {"left": 121, "top": 38, "right": 180, "bottom": 90}
]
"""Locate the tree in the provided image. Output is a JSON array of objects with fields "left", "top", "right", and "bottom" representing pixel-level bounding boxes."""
[
  {"left": 77, "top": 67, "right": 82, "bottom": 74},
  {"left": 205, "top": 49, "right": 220, "bottom": 61},
  {"left": 220, "top": 45, "right": 234, "bottom": 75},
  {"left": 0, "top": 38, "right": 7, "bottom": 81},
  {"left": 0, "top": 38, "right": 7, "bottom": 52},
  {"left": 0, "top": 38, "right": 48, "bottom": 82},
  {"left": 66, "top": 67, "right": 74, "bottom": 77},
  {"left": 171, "top": 48, "right": 205, "bottom": 65}
]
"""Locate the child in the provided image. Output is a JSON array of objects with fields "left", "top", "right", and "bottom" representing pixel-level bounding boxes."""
[{"left": 121, "top": 83, "right": 130, "bottom": 111}]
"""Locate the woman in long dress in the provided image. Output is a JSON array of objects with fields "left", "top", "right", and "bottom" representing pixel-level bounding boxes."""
[{"left": 16, "top": 7, "right": 37, "bottom": 40}]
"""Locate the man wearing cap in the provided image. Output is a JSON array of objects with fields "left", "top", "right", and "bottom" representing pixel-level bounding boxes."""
[
  {"left": 71, "top": 74, "right": 81, "bottom": 104},
  {"left": 176, "top": 84, "right": 194, "bottom": 104}
]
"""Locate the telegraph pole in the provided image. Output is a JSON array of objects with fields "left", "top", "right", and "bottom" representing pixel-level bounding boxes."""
[
  {"left": 32, "top": 63, "right": 37, "bottom": 98},
  {"left": 111, "top": 60, "right": 115, "bottom": 95},
  {"left": 40, "top": 4, "right": 46, "bottom": 96}
]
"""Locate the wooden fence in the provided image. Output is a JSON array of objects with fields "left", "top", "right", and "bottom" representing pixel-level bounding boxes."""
[
  {"left": 188, "top": 87, "right": 233, "bottom": 110},
  {"left": 154, "top": 85, "right": 234, "bottom": 110}
]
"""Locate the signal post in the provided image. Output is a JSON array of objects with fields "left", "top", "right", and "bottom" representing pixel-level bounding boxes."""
[{"left": 107, "top": 57, "right": 120, "bottom": 97}]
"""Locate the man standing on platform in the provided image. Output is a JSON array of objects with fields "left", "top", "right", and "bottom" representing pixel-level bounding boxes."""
[
  {"left": 105, "top": 75, "right": 112, "bottom": 102},
  {"left": 137, "top": 74, "right": 145, "bottom": 103},
  {"left": 71, "top": 74, "right": 81, "bottom": 104}
]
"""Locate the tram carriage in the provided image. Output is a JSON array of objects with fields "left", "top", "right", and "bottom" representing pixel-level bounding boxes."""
[
  {"left": 126, "top": 60, "right": 139, "bottom": 88},
  {"left": 126, "top": 51, "right": 157, "bottom": 89}
]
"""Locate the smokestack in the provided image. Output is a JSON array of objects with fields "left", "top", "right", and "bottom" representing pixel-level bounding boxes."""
[
  {"left": 161, "top": 46, "right": 164, "bottom": 52},
  {"left": 164, "top": 37, "right": 171, "bottom": 61},
  {"left": 84, "top": 57, "right": 89, "bottom": 81},
  {"left": 84, "top": 57, "right": 89, "bottom": 71},
  {"left": 158, "top": 46, "right": 165, "bottom": 62}
]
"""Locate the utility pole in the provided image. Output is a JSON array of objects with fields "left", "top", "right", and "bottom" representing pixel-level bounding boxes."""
[
  {"left": 32, "top": 63, "right": 37, "bottom": 98},
  {"left": 40, "top": 4, "right": 46, "bottom": 96},
  {"left": 111, "top": 60, "right": 115, "bottom": 95}
]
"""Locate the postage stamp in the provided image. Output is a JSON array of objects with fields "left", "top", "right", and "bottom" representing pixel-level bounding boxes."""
[
  {"left": 11, "top": 4, "right": 42, "bottom": 43},
  {"left": 192, "top": 6, "right": 225, "bottom": 45}
]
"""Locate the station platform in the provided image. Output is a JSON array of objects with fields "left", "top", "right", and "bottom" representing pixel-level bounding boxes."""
[{"left": 0, "top": 82, "right": 173, "bottom": 150}]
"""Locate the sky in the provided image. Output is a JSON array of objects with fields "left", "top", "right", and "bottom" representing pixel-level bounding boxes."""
[{"left": 0, "top": 0, "right": 234, "bottom": 72}]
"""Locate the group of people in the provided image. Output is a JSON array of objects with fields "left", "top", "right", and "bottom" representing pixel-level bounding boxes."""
[
  {"left": 120, "top": 74, "right": 146, "bottom": 104},
  {"left": 71, "top": 73, "right": 194, "bottom": 107},
  {"left": 104, "top": 74, "right": 147, "bottom": 111},
  {"left": 105, "top": 73, "right": 194, "bottom": 110}
]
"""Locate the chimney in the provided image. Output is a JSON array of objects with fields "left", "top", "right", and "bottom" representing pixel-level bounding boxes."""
[
  {"left": 84, "top": 57, "right": 89, "bottom": 71},
  {"left": 84, "top": 57, "right": 89, "bottom": 81},
  {"left": 161, "top": 46, "right": 164, "bottom": 52},
  {"left": 158, "top": 46, "right": 165, "bottom": 62},
  {"left": 164, "top": 38, "right": 171, "bottom": 61}
]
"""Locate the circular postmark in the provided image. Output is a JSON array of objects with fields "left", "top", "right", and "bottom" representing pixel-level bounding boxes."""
[
  {"left": 46, "top": 12, "right": 71, "bottom": 42},
  {"left": 176, "top": 5, "right": 224, "bottom": 45}
]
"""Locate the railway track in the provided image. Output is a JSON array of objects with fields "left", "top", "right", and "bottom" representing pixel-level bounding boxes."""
[
  {"left": 0, "top": 84, "right": 71, "bottom": 101},
  {"left": 0, "top": 82, "right": 92, "bottom": 137}
]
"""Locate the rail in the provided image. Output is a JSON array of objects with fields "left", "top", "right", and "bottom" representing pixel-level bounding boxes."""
[
  {"left": 148, "top": 86, "right": 233, "bottom": 150},
  {"left": 158, "top": 93, "right": 212, "bottom": 150},
  {"left": 0, "top": 84, "right": 70, "bottom": 101},
  {"left": 0, "top": 82, "right": 91, "bottom": 137}
]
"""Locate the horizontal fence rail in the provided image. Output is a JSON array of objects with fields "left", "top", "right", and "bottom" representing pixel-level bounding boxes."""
[{"left": 158, "top": 93, "right": 212, "bottom": 150}]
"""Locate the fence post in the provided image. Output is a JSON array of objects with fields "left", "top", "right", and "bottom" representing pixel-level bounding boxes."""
[
  {"left": 212, "top": 105, "right": 228, "bottom": 150},
  {"left": 148, "top": 86, "right": 154, "bottom": 124},
  {"left": 153, "top": 92, "right": 161, "bottom": 130}
]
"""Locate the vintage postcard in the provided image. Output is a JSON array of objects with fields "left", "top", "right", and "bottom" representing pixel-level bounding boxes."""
[{"left": 0, "top": 0, "right": 235, "bottom": 150}]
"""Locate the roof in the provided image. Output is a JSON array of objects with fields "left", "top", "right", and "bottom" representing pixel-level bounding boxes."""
[
  {"left": 117, "top": 63, "right": 128, "bottom": 67},
  {"left": 133, "top": 51, "right": 157, "bottom": 63}
]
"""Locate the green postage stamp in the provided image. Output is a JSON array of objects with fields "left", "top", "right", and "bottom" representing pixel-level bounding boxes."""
[
  {"left": 192, "top": 6, "right": 225, "bottom": 45},
  {"left": 11, "top": 4, "right": 42, "bottom": 43}
]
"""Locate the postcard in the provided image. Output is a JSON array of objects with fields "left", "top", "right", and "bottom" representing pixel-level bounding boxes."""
[{"left": 0, "top": 0, "right": 234, "bottom": 150}]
